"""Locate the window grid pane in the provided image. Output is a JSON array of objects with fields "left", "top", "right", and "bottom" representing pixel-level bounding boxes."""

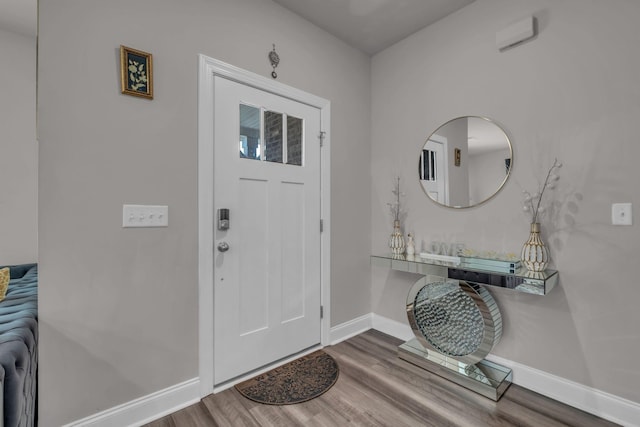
[
  {"left": 287, "top": 116, "right": 303, "bottom": 166},
  {"left": 239, "top": 104, "right": 261, "bottom": 160},
  {"left": 264, "top": 110, "right": 283, "bottom": 163}
]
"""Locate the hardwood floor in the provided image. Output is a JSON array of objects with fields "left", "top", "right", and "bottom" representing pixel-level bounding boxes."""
[{"left": 146, "top": 330, "right": 617, "bottom": 426}]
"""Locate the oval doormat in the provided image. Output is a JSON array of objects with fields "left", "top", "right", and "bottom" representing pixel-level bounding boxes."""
[{"left": 234, "top": 350, "right": 339, "bottom": 405}]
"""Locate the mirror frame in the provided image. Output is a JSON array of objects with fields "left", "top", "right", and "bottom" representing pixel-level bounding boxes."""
[{"left": 419, "top": 116, "right": 513, "bottom": 209}]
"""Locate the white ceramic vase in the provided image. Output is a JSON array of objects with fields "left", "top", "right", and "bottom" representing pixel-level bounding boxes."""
[
  {"left": 389, "top": 220, "right": 406, "bottom": 255},
  {"left": 521, "top": 223, "right": 549, "bottom": 272}
]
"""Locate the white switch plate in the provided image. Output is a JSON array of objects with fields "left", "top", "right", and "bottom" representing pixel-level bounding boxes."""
[
  {"left": 123, "top": 205, "right": 168, "bottom": 228},
  {"left": 612, "top": 203, "right": 632, "bottom": 226}
]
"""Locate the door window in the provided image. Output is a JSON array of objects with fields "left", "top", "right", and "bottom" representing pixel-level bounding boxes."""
[
  {"left": 239, "top": 104, "right": 303, "bottom": 166},
  {"left": 239, "top": 104, "right": 261, "bottom": 160}
]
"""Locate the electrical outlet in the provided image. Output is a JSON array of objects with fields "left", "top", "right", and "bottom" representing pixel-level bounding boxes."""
[
  {"left": 612, "top": 203, "right": 632, "bottom": 226},
  {"left": 123, "top": 205, "right": 168, "bottom": 228}
]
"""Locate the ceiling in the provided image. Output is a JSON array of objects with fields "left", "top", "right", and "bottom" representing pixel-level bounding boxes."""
[
  {"left": 272, "top": 0, "right": 475, "bottom": 55},
  {"left": 0, "top": 0, "right": 476, "bottom": 52},
  {"left": 0, "top": 0, "right": 36, "bottom": 38}
]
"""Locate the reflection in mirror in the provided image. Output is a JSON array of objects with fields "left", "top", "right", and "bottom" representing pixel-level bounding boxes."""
[{"left": 419, "top": 117, "right": 512, "bottom": 208}]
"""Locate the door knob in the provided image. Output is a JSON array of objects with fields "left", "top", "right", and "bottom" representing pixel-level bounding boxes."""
[{"left": 217, "top": 241, "right": 230, "bottom": 252}]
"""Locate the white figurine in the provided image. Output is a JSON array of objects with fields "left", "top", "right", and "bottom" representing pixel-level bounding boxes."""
[{"left": 406, "top": 233, "right": 416, "bottom": 255}]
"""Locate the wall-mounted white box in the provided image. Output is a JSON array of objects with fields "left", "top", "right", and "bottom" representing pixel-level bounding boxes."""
[
  {"left": 122, "top": 205, "right": 169, "bottom": 228},
  {"left": 612, "top": 203, "right": 632, "bottom": 226},
  {"left": 496, "top": 16, "right": 536, "bottom": 50}
]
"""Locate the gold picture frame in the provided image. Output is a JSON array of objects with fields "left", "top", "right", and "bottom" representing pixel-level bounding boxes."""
[
  {"left": 454, "top": 148, "right": 461, "bottom": 167},
  {"left": 120, "top": 45, "right": 153, "bottom": 99}
]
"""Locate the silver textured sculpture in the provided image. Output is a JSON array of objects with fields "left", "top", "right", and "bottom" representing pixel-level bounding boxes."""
[
  {"left": 399, "top": 276, "right": 511, "bottom": 400},
  {"left": 407, "top": 279, "right": 501, "bottom": 365}
]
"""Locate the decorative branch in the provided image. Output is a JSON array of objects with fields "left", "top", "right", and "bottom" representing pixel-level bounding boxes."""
[
  {"left": 387, "top": 176, "right": 404, "bottom": 222},
  {"left": 523, "top": 159, "right": 562, "bottom": 224}
]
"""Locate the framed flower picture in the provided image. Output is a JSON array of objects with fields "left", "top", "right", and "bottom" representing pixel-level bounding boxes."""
[{"left": 120, "top": 45, "right": 153, "bottom": 99}]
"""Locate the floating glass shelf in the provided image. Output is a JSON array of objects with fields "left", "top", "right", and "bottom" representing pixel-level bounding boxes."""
[{"left": 371, "top": 253, "right": 558, "bottom": 296}]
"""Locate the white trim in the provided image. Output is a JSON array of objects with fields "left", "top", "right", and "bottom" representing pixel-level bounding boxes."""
[
  {"left": 423, "top": 133, "right": 449, "bottom": 206},
  {"left": 197, "top": 54, "right": 216, "bottom": 399},
  {"left": 485, "top": 354, "right": 640, "bottom": 427},
  {"left": 197, "top": 55, "right": 331, "bottom": 398},
  {"left": 330, "top": 313, "right": 372, "bottom": 345},
  {"left": 63, "top": 378, "right": 200, "bottom": 427},
  {"left": 369, "top": 313, "right": 640, "bottom": 427},
  {"left": 371, "top": 313, "right": 414, "bottom": 342},
  {"left": 320, "top": 104, "right": 331, "bottom": 348}
]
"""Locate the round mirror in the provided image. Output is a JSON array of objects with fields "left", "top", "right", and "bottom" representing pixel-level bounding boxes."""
[{"left": 418, "top": 116, "right": 512, "bottom": 208}]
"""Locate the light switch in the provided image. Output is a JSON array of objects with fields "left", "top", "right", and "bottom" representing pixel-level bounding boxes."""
[
  {"left": 612, "top": 203, "right": 632, "bottom": 226},
  {"left": 123, "top": 205, "right": 169, "bottom": 228}
]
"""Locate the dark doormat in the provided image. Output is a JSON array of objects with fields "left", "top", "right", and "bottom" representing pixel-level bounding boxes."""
[{"left": 235, "top": 350, "right": 339, "bottom": 405}]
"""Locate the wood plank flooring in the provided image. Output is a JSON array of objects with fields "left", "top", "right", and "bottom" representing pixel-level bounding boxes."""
[{"left": 146, "top": 330, "right": 617, "bottom": 426}]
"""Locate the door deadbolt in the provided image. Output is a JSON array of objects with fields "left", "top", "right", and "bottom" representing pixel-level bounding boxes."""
[{"left": 218, "top": 209, "right": 230, "bottom": 230}]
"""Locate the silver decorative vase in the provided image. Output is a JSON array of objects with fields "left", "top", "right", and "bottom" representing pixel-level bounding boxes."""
[
  {"left": 389, "top": 220, "right": 406, "bottom": 255},
  {"left": 521, "top": 222, "right": 549, "bottom": 272}
]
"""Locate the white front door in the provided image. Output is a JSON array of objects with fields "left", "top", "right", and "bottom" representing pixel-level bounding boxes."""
[{"left": 213, "top": 76, "right": 322, "bottom": 385}]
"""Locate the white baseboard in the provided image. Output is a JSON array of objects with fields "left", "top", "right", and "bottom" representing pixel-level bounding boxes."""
[
  {"left": 485, "top": 354, "right": 640, "bottom": 427},
  {"left": 371, "top": 313, "right": 414, "bottom": 342},
  {"left": 367, "top": 313, "right": 640, "bottom": 427},
  {"left": 330, "top": 313, "right": 372, "bottom": 345},
  {"left": 63, "top": 378, "right": 200, "bottom": 427}
]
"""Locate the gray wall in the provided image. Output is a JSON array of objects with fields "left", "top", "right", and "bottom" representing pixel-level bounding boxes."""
[
  {"left": 38, "top": 0, "right": 371, "bottom": 424},
  {"left": 372, "top": 0, "right": 640, "bottom": 405},
  {"left": 0, "top": 28, "right": 37, "bottom": 265}
]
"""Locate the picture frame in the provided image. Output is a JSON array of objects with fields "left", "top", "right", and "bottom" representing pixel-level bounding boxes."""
[
  {"left": 120, "top": 45, "right": 153, "bottom": 99},
  {"left": 454, "top": 148, "right": 461, "bottom": 167}
]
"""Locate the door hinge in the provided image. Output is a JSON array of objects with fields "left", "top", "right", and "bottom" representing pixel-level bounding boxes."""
[
  {"left": 320, "top": 219, "right": 324, "bottom": 233},
  {"left": 319, "top": 131, "right": 326, "bottom": 147},
  {"left": 320, "top": 305, "right": 324, "bottom": 319}
]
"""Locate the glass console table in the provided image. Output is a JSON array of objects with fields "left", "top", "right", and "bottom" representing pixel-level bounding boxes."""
[{"left": 371, "top": 253, "right": 558, "bottom": 400}]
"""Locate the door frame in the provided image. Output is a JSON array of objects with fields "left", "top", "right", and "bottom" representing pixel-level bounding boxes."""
[{"left": 197, "top": 55, "right": 331, "bottom": 397}]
